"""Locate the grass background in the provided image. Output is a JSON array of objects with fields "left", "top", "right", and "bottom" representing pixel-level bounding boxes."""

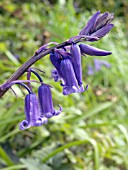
[{"left": 0, "top": 0, "right": 128, "bottom": 169}]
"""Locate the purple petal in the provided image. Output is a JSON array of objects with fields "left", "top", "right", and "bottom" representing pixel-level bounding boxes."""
[
  {"left": 38, "top": 84, "right": 54, "bottom": 118},
  {"left": 38, "top": 84, "right": 62, "bottom": 118},
  {"left": 91, "top": 24, "right": 114, "bottom": 38},
  {"left": 79, "top": 11, "right": 100, "bottom": 35},
  {"left": 79, "top": 44, "right": 112, "bottom": 56},
  {"left": 70, "top": 43, "right": 83, "bottom": 86},
  {"left": 106, "top": 13, "right": 114, "bottom": 24},
  {"left": 19, "top": 93, "right": 45, "bottom": 130},
  {"left": 91, "top": 12, "right": 109, "bottom": 32},
  {"left": 53, "top": 105, "right": 62, "bottom": 116},
  {"left": 60, "top": 58, "right": 80, "bottom": 95},
  {"left": 25, "top": 94, "right": 39, "bottom": 124},
  {"left": 19, "top": 120, "right": 30, "bottom": 130}
]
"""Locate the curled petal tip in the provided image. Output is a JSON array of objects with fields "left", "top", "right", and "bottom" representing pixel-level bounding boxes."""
[
  {"left": 19, "top": 120, "right": 30, "bottom": 130},
  {"left": 58, "top": 105, "right": 62, "bottom": 112},
  {"left": 53, "top": 105, "right": 62, "bottom": 116},
  {"left": 45, "top": 112, "right": 54, "bottom": 118},
  {"left": 79, "top": 85, "right": 85, "bottom": 92}
]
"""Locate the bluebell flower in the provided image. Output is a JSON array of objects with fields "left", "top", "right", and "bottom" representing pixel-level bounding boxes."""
[
  {"left": 38, "top": 84, "right": 62, "bottom": 118},
  {"left": 60, "top": 58, "right": 82, "bottom": 95},
  {"left": 70, "top": 43, "right": 84, "bottom": 91},
  {"left": 50, "top": 49, "right": 88, "bottom": 95},
  {"left": 79, "top": 44, "right": 112, "bottom": 56},
  {"left": 3, "top": 81, "right": 47, "bottom": 130},
  {"left": 19, "top": 93, "right": 48, "bottom": 130},
  {"left": 79, "top": 11, "right": 114, "bottom": 39},
  {"left": 27, "top": 68, "right": 62, "bottom": 119}
]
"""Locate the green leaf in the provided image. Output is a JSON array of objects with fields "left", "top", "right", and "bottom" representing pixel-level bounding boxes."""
[{"left": 0, "top": 146, "right": 14, "bottom": 166}]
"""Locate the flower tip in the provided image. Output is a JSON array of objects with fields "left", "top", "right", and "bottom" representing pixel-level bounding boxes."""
[
  {"left": 85, "top": 84, "right": 89, "bottom": 90},
  {"left": 54, "top": 105, "right": 62, "bottom": 116},
  {"left": 58, "top": 105, "right": 62, "bottom": 112},
  {"left": 19, "top": 120, "right": 29, "bottom": 130},
  {"left": 79, "top": 85, "right": 85, "bottom": 92},
  {"left": 45, "top": 112, "right": 54, "bottom": 118}
]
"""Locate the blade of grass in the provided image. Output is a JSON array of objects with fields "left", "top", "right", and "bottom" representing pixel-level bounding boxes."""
[
  {"left": 4, "top": 50, "right": 19, "bottom": 66},
  {"left": 0, "top": 129, "right": 20, "bottom": 143},
  {"left": 1, "top": 164, "right": 26, "bottom": 170},
  {"left": 68, "top": 102, "right": 114, "bottom": 123},
  {"left": 0, "top": 146, "right": 14, "bottom": 166},
  {"left": 117, "top": 124, "right": 128, "bottom": 144},
  {"left": 42, "top": 139, "right": 99, "bottom": 170}
]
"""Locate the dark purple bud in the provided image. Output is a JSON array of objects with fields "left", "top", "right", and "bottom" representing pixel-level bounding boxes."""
[
  {"left": 19, "top": 93, "right": 48, "bottom": 130},
  {"left": 79, "top": 11, "right": 100, "bottom": 35},
  {"left": 91, "top": 12, "right": 109, "bottom": 32},
  {"left": 106, "top": 13, "right": 114, "bottom": 24},
  {"left": 79, "top": 44, "right": 112, "bottom": 56},
  {"left": 60, "top": 58, "right": 83, "bottom": 95},
  {"left": 38, "top": 84, "right": 62, "bottom": 118},
  {"left": 70, "top": 43, "right": 83, "bottom": 90},
  {"left": 79, "top": 11, "right": 114, "bottom": 40},
  {"left": 91, "top": 24, "right": 114, "bottom": 39}
]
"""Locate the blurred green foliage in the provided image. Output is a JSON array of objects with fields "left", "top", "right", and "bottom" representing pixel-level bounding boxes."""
[{"left": 0, "top": 0, "right": 128, "bottom": 170}]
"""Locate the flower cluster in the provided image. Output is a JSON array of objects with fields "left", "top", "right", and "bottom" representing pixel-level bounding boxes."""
[{"left": 0, "top": 11, "right": 114, "bottom": 130}]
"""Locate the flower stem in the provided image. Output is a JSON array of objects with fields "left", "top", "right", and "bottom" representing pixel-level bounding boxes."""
[{"left": 0, "top": 37, "right": 83, "bottom": 98}]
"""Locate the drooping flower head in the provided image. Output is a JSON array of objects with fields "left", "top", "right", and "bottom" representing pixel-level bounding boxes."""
[
  {"left": 60, "top": 57, "right": 83, "bottom": 95},
  {"left": 70, "top": 43, "right": 83, "bottom": 88},
  {"left": 19, "top": 93, "right": 48, "bottom": 130},
  {"left": 1, "top": 80, "right": 48, "bottom": 130},
  {"left": 50, "top": 48, "right": 88, "bottom": 95},
  {"left": 38, "top": 84, "right": 62, "bottom": 118},
  {"left": 18, "top": 82, "right": 48, "bottom": 130},
  {"left": 28, "top": 68, "right": 62, "bottom": 119}
]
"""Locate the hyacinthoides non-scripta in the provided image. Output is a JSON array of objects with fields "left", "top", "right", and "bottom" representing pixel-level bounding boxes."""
[{"left": 0, "top": 11, "right": 114, "bottom": 130}]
